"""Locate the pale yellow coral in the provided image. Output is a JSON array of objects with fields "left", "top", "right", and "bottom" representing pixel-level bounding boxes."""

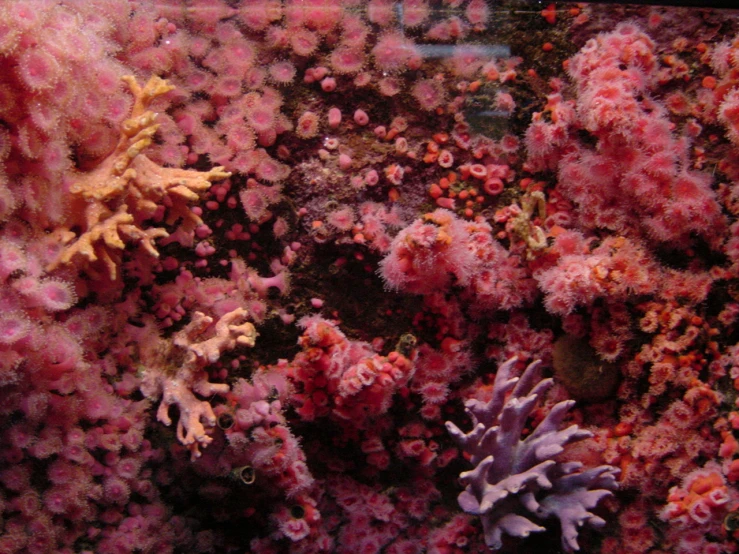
[
  {"left": 49, "top": 75, "right": 230, "bottom": 280},
  {"left": 510, "top": 190, "right": 548, "bottom": 259}
]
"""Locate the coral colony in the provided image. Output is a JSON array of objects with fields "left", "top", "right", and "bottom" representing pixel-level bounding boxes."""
[
  {"left": 6, "top": 1, "right": 739, "bottom": 554},
  {"left": 445, "top": 357, "right": 619, "bottom": 551}
]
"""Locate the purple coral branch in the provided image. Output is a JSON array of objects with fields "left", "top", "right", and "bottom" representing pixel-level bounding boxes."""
[{"left": 446, "top": 357, "right": 619, "bottom": 551}]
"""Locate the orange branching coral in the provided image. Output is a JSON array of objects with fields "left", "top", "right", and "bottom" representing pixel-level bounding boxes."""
[{"left": 49, "top": 75, "right": 230, "bottom": 280}]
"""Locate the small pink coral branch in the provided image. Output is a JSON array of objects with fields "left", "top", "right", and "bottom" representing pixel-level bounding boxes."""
[
  {"left": 174, "top": 307, "right": 258, "bottom": 365},
  {"left": 156, "top": 373, "right": 228, "bottom": 456},
  {"left": 140, "top": 308, "right": 257, "bottom": 459}
]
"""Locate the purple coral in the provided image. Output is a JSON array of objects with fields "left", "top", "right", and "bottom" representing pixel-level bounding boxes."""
[{"left": 445, "top": 357, "right": 619, "bottom": 551}]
